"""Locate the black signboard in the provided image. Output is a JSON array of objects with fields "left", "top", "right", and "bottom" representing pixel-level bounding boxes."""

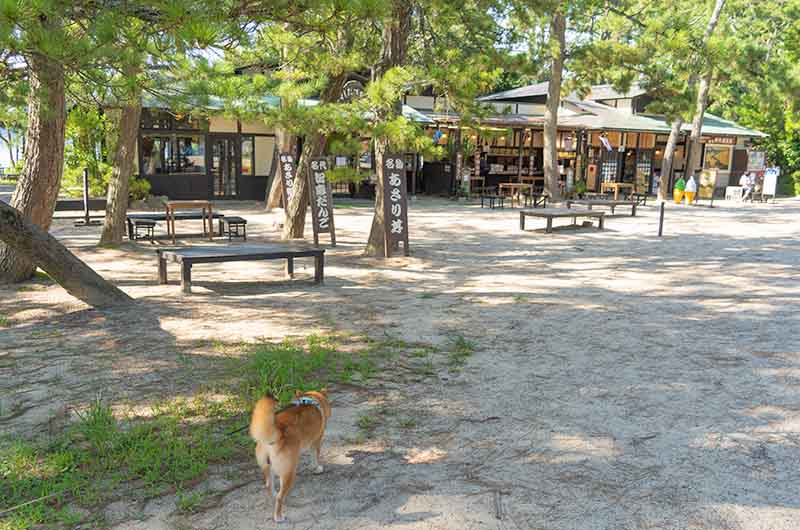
[
  {"left": 382, "top": 153, "right": 410, "bottom": 257},
  {"left": 278, "top": 153, "right": 296, "bottom": 207},
  {"left": 308, "top": 157, "right": 336, "bottom": 247}
]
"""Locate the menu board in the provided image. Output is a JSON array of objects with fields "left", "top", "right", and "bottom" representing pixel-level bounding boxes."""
[
  {"left": 763, "top": 167, "right": 779, "bottom": 197},
  {"left": 382, "top": 153, "right": 410, "bottom": 257},
  {"left": 279, "top": 153, "right": 296, "bottom": 207},
  {"left": 308, "top": 157, "right": 336, "bottom": 246}
]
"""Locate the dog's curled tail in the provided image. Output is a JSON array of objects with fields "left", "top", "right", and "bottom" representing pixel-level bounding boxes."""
[{"left": 249, "top": 396, "right": 278, "bottom": 444}]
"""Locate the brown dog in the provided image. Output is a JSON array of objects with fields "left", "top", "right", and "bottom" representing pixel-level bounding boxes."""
[{"left": 249, "top": 390, "right": 331, "bottom": 522}]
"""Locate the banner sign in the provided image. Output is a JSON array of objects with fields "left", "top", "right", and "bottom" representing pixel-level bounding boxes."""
[
  {"left": 279, "top": 153, "right": 296, "bottom": 207},
  {"left": 308, "top": 157, "right": 336, "bottom": 247},
  {"left": 700, "top": 136, "right": 737, "bottom": 145},
  {"left": 763, "top": 167, "right": 779, "bottom": 197},
  {"left": 382, "top": 153, "right": 410, "bottom": 257}
]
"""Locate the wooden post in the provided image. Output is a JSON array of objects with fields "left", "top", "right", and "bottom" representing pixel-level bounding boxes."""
[
  {"left": 516, "top": 129, "right": 524, "bottom": 182},
  {"left": 180, "top": 262, "right": 192, "bottom": 294},
  {"left": 658, "top": 201, "right": 665, "bottom": 237},
  {"left": 82, "top": 167, "right": 90, "bottom": 226},
  {"left": 286, "top": 256, "right": 294, "bottom": 278},
  {"left": 158, "top": 254, "right": 167, "bottom": 284},
  {"left": 315, "top": 253, "right": 324, "bottom": 283}
]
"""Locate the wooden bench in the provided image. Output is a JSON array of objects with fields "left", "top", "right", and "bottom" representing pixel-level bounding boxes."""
[
  {"left": 565, "top": 199, "right": 637, "bottom": 216},
  {"left": 519, "top": 208, "right": 605, "bottom": 234},
  {"left": 480, "top": 195, "right": 506, "bottom": 209},
  {"left": 157, "top": 244, "right": 324, "bottom": 294}
]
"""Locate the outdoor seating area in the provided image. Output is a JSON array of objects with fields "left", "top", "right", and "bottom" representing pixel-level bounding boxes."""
[
  {"left": 125, "top": 207, "right": 246, "bottom": 242},
  {"left": 565, "top": 198, "right": 638, "bottom": 216},
  {"left": 156, "top": 243, "right": 324, "bottom": 294},
  {"left": 519, "top": 207, "right": 606, "bottom": 233}
]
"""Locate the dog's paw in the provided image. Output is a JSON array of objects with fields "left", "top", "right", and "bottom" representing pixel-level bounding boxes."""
[{"left": 313, "top": 465, "right": 324, "bottom": 474}]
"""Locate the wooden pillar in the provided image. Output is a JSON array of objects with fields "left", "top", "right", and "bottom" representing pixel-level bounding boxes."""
[
  {"left": 516, "top": 129, "right": 524, "bottom": 181},
  {"left": 454, "top": 127, "right": 463, "bottom": 195}
]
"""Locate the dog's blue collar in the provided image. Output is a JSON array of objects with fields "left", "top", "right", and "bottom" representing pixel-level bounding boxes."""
[{"left": 291, "top": 396, "right": 322, "bottom": 412}]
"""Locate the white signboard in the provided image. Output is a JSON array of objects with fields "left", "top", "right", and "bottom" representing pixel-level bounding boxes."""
[{"left": 763, "top": 167, "right": 779, "bottom": 197}]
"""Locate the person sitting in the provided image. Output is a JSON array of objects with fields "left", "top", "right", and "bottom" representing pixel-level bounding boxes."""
[{"left": 739, "top": 172, "right": 754, "bottom": 201}]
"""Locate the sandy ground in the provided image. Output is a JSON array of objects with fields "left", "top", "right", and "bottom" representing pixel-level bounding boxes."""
[{"left": 2, "top": 196, "right": 800, "bottom": 530}]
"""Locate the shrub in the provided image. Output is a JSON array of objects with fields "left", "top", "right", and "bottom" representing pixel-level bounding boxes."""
[{"left": 129, "top": 177, "right": 151, "bottom": 201}]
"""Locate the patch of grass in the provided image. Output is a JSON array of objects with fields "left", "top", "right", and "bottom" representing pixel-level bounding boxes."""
[
  {"left": 32, "top": 270, "right": 53, "bottom": 283},
  {"left": 0, "top": 178, "right": 16, "bottom": 186},
  {"left": 398, "top": 417, "right": 417, "bottom": 429},
  {"left": 0, "top": 331, "right": 395, "bottom": 528},
  {"left": 0, "top": 398, "right": 244, "bottom": 529},
  {"left": 176, "top": 489, "right": 206, "bottom": 514},
  {"left": 513, "top": 294, "right": 528, "bottom": 303},
  {"left": 447, "top": 335, "right": 476, "bottom": 368},
  {"left": 418, "top": 292, "right": 436, "bottom": 299},
  {"left": 0, "top": 314, "right": 8, "bottom": 327}
]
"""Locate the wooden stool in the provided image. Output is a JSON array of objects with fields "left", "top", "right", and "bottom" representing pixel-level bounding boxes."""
[
  {"left": 223, "top": 216, "right": 248, "bottom": 241},
  {"left": 132, "top": 219, "right": 156, "bottom": 241}
]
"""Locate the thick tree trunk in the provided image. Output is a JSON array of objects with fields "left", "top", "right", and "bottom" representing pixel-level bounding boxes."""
[
  {"left": 0, "top": 51, "right": 66, "bottom": 283},
  {"left": 282, "top": 76, "right": 345, "bottom": 239},
  {"left": 0, "top": 201, "right": 133, "bottom": 307},
  {"left": 365, "top": 138, "right": 389, "bottom": 255},
  {"left": 543, "top": 12, "right": 566, "bottom": 201},
  {"left": 685, "top": 71, "right": 713, "bottom": 178},
  {"left": 684, "top": 0, "right": 726, "bottom": 177},
  {"left": 659, "top": 118, "right": 683, "bottom": 200},
  {"left": 364, "top": 1, "right": 412, "bottom": 257},
  {"left": 266, "top": 129, "right": 293, "bottom": 211},
  {"left": 100, "top": 100, "right": 142, "bottom": 245}
]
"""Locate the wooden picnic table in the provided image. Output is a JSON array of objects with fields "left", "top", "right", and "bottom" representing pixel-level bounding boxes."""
[
  {"left": 600, "top": 182, "right": 634, "bottom": 200},
  {"left": 499, "top": 182, "right": 534, "bottom": 207},
  {"left": 126, "top": 212, "right": 225, "bottom": 241},
  {"left": 565, "top": 198, "right": 637, "bottom": 216},
  {"left": 157, "top": 244, "right": 325, "bottom": 294},
  {"left": 165, "top": 200, "right": 214, "bottom": 243},
  {"left": 519, "top": 207, "right": 605, "bottom": 234}
]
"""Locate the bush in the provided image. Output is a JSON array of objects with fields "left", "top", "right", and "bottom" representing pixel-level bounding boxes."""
[{"left": 129, "top": 177, "right": 151, "bottom": 201}]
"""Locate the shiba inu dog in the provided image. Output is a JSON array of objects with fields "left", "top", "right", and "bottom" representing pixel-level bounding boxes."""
[{"left": 249, "top": 390, "right": 331, "bottom": 522}]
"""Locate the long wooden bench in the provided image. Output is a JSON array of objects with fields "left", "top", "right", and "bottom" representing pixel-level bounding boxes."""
[
  {"left": 519, "top": 208, "right": 605, "bottom": 233},
  {"left": 565, "top": 199, "right": 637, "bottom": 216},
  {"left": 156, "top": 244, "right": 324, "bottom": 294}
]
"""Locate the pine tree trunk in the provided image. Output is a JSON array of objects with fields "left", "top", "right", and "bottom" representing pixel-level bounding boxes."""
[
  {"left": 685, "top": 71, "right": 713, "bottom": 178},
  {"left": 0, "top": 201, "right": 133, "bottom": 307},
  {"left": 0, "top": 51, "right": 66, "bottom": 283},
  {"left": 282, "top": 76, "right": 345, "bottom": 239},
  {"left": 365, "top": 138, "right": 389, "bottom": 256},
  {"left": 543, "top": 12, "right": 566, "bottom": 201},
  {"left": 100, "top": 100, "right": 142, "bottom": 245},
  {"left": 659, "top": 118, "right": 683, "bottom": 200},
  {"left": 282, "top": 135, "right": 324, "bottom": 239},
  {"left": 364, "top": 1, "right": 412, "bottom": 257},
  {"left": 684, "top": 0, "right": 726, "bottom": 177}
]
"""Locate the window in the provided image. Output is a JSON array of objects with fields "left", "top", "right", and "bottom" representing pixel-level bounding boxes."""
[
  {"left": 175, "top": 135, "right": 206, "bottom": 173},
  {"left": 140, "top": 109, "right": 172, "bottom": 129},
  {"left": 141, "top": 134, "right": 205, "bottom": 175},
  {"left": 704, "top": 146, "right": 731, "bottom": 171},
  {"left": 254, "top": 136, "right": 275, "bottom": 175},
  {"left": 141, "top": 135, "right": 171, "bottom": 174},
  {"left": 241, "top": 136, "right": 254, "bottom": 175}
]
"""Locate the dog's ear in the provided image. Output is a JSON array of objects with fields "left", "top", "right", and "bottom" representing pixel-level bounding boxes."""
[{"left": 319, "top": 388, "right": 328, "bottom": 396}]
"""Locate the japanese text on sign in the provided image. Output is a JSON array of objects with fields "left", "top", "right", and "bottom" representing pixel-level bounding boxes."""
[
  {"left": 310, "top": 158, "right": 330, "bottom": 230},
  {"left": 279, "top": 153, "right": 295, "bottom": 204},
  {"left": 382, "top": 153, "right": 410, "bottom": 256}
]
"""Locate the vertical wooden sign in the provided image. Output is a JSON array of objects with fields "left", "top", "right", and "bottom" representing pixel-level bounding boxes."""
[
  {"left": 308, "top": 157, "right": 336, "bottom": 247},
  {"left": 382, "top": 153, "right": 410, "bottom": 257},
  {"left": 278, "top": 153, "right": 296, "bottom": 208}
]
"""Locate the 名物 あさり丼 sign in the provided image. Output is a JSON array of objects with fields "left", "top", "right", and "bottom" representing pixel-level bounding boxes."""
[
  {"left": 279, "top": 153, "right": 296, "bottom": 206},
  {"left": 382, "top": 153, "right": 410, "bottom": 257},
  {"left": 308, "top": 157, "right": 336, "bottom": 246}
]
